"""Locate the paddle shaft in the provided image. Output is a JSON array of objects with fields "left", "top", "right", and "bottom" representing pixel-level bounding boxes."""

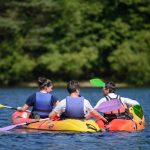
[
  {"left": 0, "top": 118, "right": 50, "bottom": 131},
  {"left": 4, "top": 106, "right": 17, "bottom": 110},
  {"left": 0, "top": 104, "right": 30, "bottom": 112}
]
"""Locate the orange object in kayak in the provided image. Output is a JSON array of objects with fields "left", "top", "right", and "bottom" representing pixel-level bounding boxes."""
[
  {"left": 96, "top": 105, "right": 145, "bottom": 131},
  {"left": 11, "top": 111, "right": 100, "bottom": 132}
]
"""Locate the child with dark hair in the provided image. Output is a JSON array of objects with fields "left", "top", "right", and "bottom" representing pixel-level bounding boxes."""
[
  {"left": 94, "top": 81, "right": 140, "bottom": 121},
  {"left": 17, "top": 77, "right": 59, "bottom": 118},
  {"left": 49, "top": 80, "right": 107, "bottom": 122}
]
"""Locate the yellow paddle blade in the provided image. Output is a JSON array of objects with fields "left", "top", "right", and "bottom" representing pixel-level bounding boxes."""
[{"left": 0, "top": 104, "right": 6, "bottom": 108}]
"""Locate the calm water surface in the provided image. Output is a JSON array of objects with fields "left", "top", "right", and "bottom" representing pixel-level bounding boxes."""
[{"left": 0, "top": 87, "right": 150, "bottom": 150}]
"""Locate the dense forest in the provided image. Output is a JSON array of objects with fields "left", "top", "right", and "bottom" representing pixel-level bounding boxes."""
[{"left": 0, "top": 0, "right": 150, "bottom": 86}]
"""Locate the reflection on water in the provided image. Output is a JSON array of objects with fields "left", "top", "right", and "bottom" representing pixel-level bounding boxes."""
[{"left": 0, "top": 87, "right": 150, "bottom": 150}]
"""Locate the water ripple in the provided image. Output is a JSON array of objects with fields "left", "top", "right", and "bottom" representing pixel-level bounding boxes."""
[{"left": 0, "top": 87, "right": 150, "bottom": 150}]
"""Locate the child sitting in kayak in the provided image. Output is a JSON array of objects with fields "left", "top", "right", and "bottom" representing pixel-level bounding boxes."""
[
  {"left": 94, "top": 81, "right": 140, "bottom": 122},
  {"left": 17, "top": 77, "right": 59, "bottom": 119},
  {"left": 49, "top": 80, "right": 107, "bottom": 122}
]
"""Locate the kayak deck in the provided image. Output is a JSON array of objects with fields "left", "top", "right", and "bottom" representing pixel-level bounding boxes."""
[{"left": 11, "top": 112, "right": 100, "bottom": 132}]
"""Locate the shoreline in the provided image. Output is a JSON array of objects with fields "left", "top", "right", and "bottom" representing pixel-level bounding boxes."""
[
  {"left": 17, "top": 81, "right": 129, "bottom": 88},
  {"left": 1, "top": 81, "right": 148, "bottom": 88}
]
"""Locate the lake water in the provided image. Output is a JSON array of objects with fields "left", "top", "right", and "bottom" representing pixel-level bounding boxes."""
[{"left": 0, "top": 87, "right": 150, "bottom": 150}]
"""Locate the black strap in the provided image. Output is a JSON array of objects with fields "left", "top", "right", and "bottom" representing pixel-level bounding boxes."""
[
  {"left": 105, "top": 96, "right": 113, "bottom": 114},
  {"left": 116, "top": 95, "right": 120, "bottom": 115},
  {"left": 86, "top": 123, "right": 98, "bottom": 132}
]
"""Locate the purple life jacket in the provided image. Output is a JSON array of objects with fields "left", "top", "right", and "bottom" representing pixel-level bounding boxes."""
[
  {"left": 33, "top": 92, "right": 52, "bottom": 117},
  {"left": 63, "top": 96, "right": 85, "bottom": 119}
]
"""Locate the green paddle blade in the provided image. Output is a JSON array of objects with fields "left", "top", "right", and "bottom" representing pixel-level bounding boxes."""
[
  {"left": 133, "top": 105, "right": 143, "bottom": 119},
  {"left": 90, "top": 78, "right": 105, "bottom": 87}
]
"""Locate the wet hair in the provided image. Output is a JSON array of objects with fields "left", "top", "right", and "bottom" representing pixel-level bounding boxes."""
[
  {"left": 38, "top": 77, "right": 53, "bottom": 89},
  {"left": 105, "top": 81, "right": 116, "bottom": 93},
  {"left": 67, "top": 80, "right": 80, "bottom": 94}
]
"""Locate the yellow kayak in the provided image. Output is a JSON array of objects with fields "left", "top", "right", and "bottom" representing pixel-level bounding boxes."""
[{"left": 11, "top": 112, "right": 100, "bottom": 132}]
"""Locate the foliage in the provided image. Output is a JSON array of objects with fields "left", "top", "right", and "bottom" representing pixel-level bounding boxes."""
[{"left": 0, "top": 0, "right": 149, "bottom": 85}]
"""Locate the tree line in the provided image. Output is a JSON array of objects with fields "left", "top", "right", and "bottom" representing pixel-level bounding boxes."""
[{"left": 0, "top": 0, "right": 150, "bottom": 86}]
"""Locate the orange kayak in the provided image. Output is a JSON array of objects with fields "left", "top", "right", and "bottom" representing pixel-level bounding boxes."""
[{"left": 96, "top": 105, "right": 145, "bottom": 131}]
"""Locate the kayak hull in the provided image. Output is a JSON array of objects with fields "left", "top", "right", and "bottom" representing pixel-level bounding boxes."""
[
  {"left": 11, "top": 112, "right": 100, "bottom": 132},
  {"left": 96, "top": 105, "right": 145, "bottom": 131},
  {"left": 11, "top": 105, "right": 145, "bottom": 132}
]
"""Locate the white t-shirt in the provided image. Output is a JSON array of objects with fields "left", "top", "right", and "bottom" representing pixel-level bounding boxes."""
[
  {"left": 53, "top": 97, "right": 94, "bottom": 116},
  {"left": 94, "top": 93, "right": 139, "bottom": 110}
]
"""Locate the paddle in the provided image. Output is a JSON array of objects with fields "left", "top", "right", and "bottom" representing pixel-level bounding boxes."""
[
  {"left": 132, "top": 105, "right": 143, "bottom": 119},
  {"left": 0, "top": 104, "right": 18, "bottom": 110},
  {"left": 0, "top": 118, "right": 50, "bottom": 132},
  {"left": 90, "top": 78, "right": 105, "bottom": 87},
  {"left": 0, "top": 104, "right": 30, "bottom": 112},
  {"left": 95, "top": 100, "right": 122, "bottom": 113}
]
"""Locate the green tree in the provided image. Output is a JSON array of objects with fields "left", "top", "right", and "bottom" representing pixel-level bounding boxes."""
[{"left": 0, "top": 0, "right": 149, "bottom": 85}]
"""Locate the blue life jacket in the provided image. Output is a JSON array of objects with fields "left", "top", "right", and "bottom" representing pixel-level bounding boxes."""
[
  {"left": 63, "top": 96, "right": 85, "bottom": 119},
  {"left": 33, "top": 92, "right": 53, "bottom": 117}
]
